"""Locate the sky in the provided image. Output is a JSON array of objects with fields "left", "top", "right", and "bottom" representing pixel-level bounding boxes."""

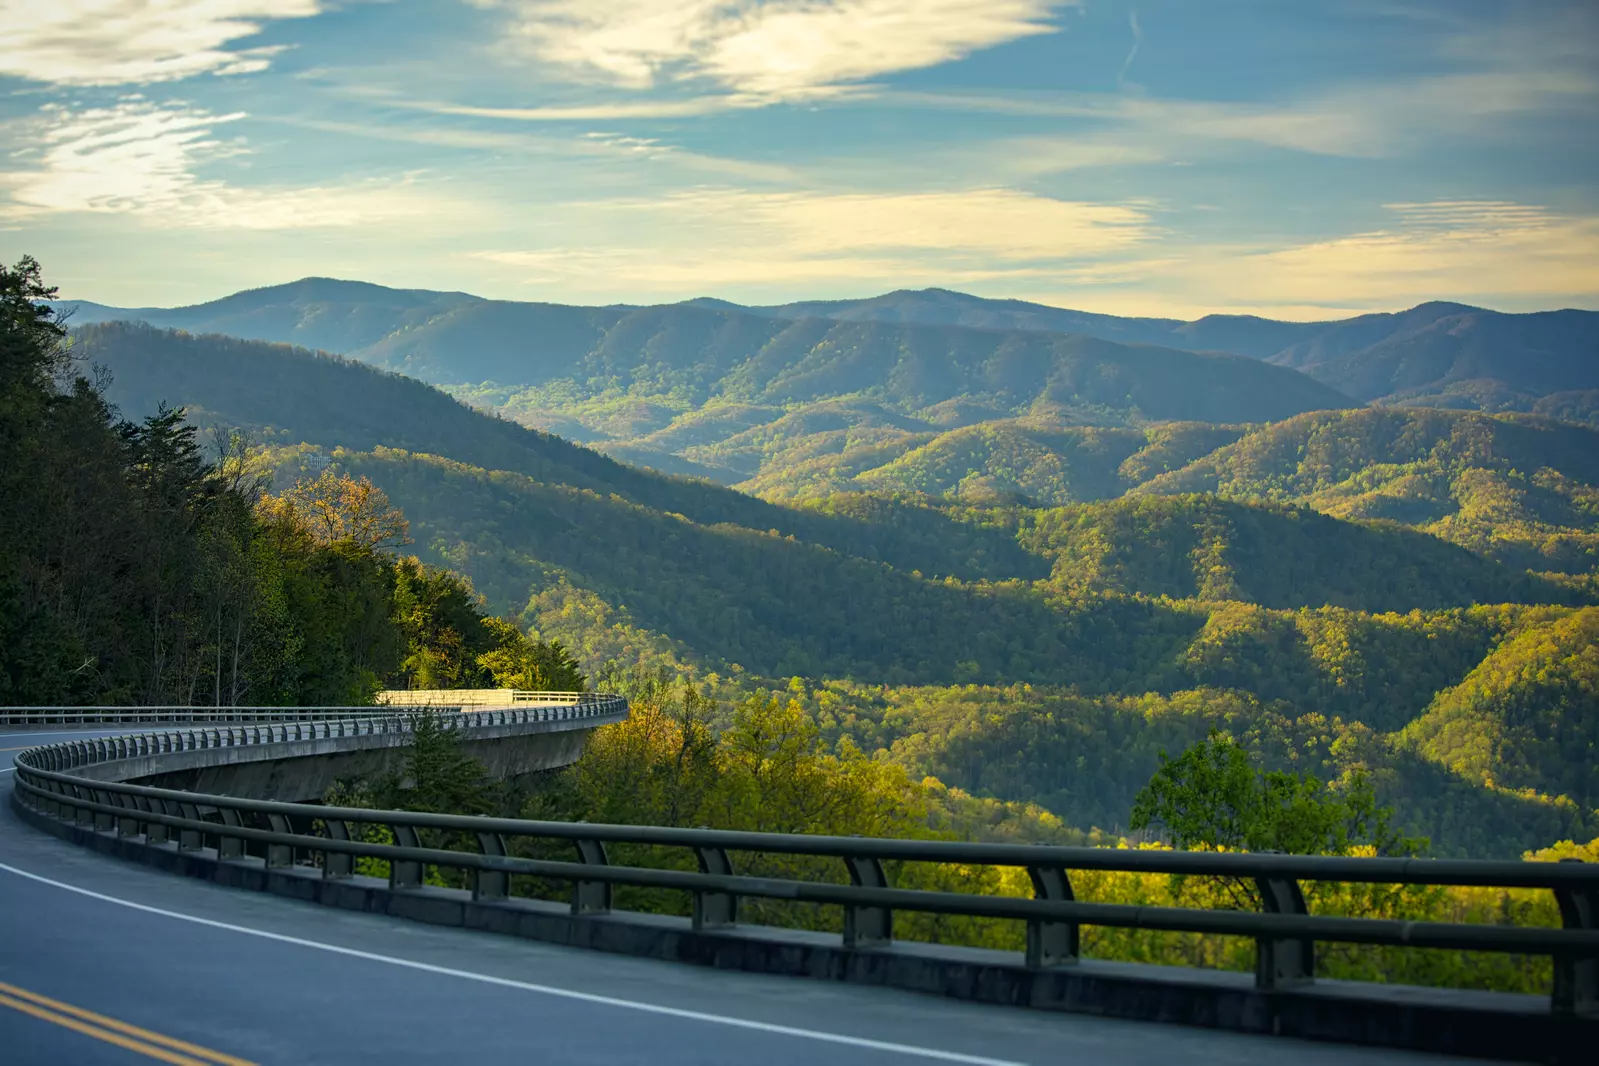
[{"left": 1, "top": 0, "right": 1595, "bottom": 319}]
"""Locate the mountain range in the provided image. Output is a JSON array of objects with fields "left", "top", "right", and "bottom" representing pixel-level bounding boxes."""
[
  {"left": 63, "top": 278, "right": 1597, "bottom": 401},
  {"left": 60, "top": 316, "right": 1599, "bottom": 858},
  {"left": 60, "top": 280, "right": 1597, "bottom": 492},
  {"left": 52, "top": 273, "right": 1599, "bottom": 861}
]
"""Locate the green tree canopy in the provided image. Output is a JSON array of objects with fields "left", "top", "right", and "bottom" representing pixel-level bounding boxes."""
[{"left": 1130, "top": 730, "right": 1424, "bottom": 856}]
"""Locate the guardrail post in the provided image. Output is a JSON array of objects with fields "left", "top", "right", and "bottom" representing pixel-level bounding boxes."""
[
  {"left": 321, "top": 819, "right": 354, "bottom": 879},
  {"left": 389, "top": 824, "right": 424, "bottom": 889},
  {"left": 693, "top": 843, "right": 738, "bottom": 930},
  {"left": 1026, "top": 864, "right": 1079, "bottom": 968},
  {"left": 572, "top": 837, "right": 612, "bottom": 915},
  {"left": 217, "top": 807, "right": 246, "bottom": 860},
  {"left": 37, "top": 779, "right": 62, "bottom": 820},
  {"left": 177, "top": 802, "right": 204, "bottom": 851},
  {"left": 1255, "top": 873, "right": 1313, "bottom": 989},
  {"left": 90, "top": 788, "right": 115, "bottom": 832},
  {"left": 843, "top": 853, "right": 893, "bottom": 949},
  {"left": 474, "top": 832, "right": 510, "bottom": 901},
  {"left": 140, "top": 796, "right": 169, "bottom": 845},
  {"left": 265, "top": 813, "right": 294, "bottom": 868},
  {"left": 34, "top": 779, "right": 57, "bottom": 824},
  {"left": 113, "top": 793, "right": 140, "bottom": 837},
  {"left": 1553, "top": 859, "right": 1598, "bottom": 1016}
]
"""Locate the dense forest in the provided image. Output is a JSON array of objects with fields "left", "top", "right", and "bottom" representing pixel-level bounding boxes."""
[
  {"left": 23, "top": 264, "right": 1599, "bottom": 863},
  {"left": 0, "top": 260, "right": 579, "bottom": 706}
]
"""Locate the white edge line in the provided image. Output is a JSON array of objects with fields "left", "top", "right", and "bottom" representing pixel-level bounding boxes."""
[{"left": 0, "top": 861, "right": 1025, "bottom": 1066}]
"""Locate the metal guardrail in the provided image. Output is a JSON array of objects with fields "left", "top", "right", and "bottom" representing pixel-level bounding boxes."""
[
  {"left": 7, "top": 700, "right": 1597, "bottom": 1019},
  {"left": 0, "top": 706, "right": 441, "bottom": 726},
  {"left": 0, "top": 695, "right": 613, "bottom": 726}
]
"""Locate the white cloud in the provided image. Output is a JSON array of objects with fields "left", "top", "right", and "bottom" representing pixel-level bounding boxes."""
[
  {"left": 470, "top": 187, "right": 1153, "bottom": 293},
  {"left": 2, "top": 100, "right": 448, "bottom": 229},
  {"left": 0, "top": 0, "right": 323, "bottom": 86},
  {"left": 476, "top": 0, "right": 1071, "bottom": 99},
  {"left": 1218, "top": 200, "right": 1599, "bottom": 306},
  {"left": 1036, "top": 200, "right": 1599, "bottom": 318}
]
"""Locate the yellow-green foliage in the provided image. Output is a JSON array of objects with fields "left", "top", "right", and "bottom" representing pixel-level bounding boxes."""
[
  {"left": 1404, "top": 608, "right": 1599, "bottom": 807},
  {"left": 1138, "top": 408, "right": 1599, "bottom": 578},
  {"left": 1019, "top": 494, "right": 1577, "bottom": 611},
  {"left": 529, "top": 682, "right": 1592, "bottom": 992}
]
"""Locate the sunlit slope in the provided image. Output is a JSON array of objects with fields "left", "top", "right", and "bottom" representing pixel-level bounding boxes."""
[
  {"left": 1020, "top": 495, "right": 1581, "bottom": 611},
  {"left": 820, "top": 421, "right": 1250, "bottom": 505},
  {"left": 1135, "top": 408, "right": 1599, "bottom": 576},
  {"left": 1402, "top": 607, "right": 1599, "bottom": 809}
]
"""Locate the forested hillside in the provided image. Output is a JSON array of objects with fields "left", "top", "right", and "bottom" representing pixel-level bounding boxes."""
[
  {"left": 1018, "top": 495, "right": 1578, "bottom": 611},
  {"left": 46, "top": 283, "right": 1599, "bottom": 859},
  {"left": 740, "top": 420, "right": 1250, "bottom": 501},
  {"left": 1137, "top": 408, "right": 1599, "bottom": 579},
  {"left": 79, "top": 322, "right": 1042, "bottom": 583},
  {"left": 0, "top": 260, "right": 578, "bottom": 706}
]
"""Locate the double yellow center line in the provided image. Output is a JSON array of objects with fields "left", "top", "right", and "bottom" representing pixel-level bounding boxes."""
[{"left": 0, "top": 981, "right": 256, "bottom": 1065}]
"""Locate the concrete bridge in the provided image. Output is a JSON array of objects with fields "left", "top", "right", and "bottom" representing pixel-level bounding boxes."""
[
  {"left": 1, "top": 706, "right": 1591, "bottom": 1066},
  {"left": 113, "top": 711, "right": 611, "bottom": 802}
]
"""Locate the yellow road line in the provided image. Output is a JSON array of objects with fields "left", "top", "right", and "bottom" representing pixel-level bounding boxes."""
[
  {"left": 0, "top": 982, "right": 256, "bottom": 1066},
  {"left": 0, "top": 993, "right": 212, "bottom": 1066}
]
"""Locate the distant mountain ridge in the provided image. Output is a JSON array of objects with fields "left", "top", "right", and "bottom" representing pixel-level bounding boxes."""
[
  {"left": 60, "top": 280, "right": 1597, "bottom": 422},
  {"left": 61, "top": 278, "right": 483, "bottom": 355},
  {"left": 61, "top": 282, "right": 1359, "bottom": 490},
  {"left": 59, "top": 279, "right": 1596, "bottom": 500}
]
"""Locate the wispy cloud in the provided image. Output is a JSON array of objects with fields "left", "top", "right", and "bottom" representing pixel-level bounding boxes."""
[
  {"left": 1042, "top": 200, "right": 1599, "bottom": 318},
  {"left": 470, "top": 186, "right": 1153, "bottom": 294},
  {"left": 879, "top": 61, "right": 1596, "bottom": 159},
  {"left": 1, "top": 99, "right": 450, "bottom": 229},
  {"left": 1118, "top": 10, "right": 1142, "bottom": 88},
  {"left": 1223, "top": 200, "right": 1599, "bottom": 306},
  {"left": 412, "top": 96, "right": 763, "bottom": 121},
  {"left": 472, "top": 0, "right": 1073, "bottom": 99},
  {"left": 0, "top": 0, "right": 325, "bottom": 86}
]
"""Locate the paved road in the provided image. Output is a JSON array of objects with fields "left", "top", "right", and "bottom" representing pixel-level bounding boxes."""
[{"left": 0, "top": 727, "right": 1486, "bottom": 1065}]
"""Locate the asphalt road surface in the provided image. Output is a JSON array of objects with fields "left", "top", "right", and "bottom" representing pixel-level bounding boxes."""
[{"left": 0, "top": 726, "right": 1490, "bottom": 1065}]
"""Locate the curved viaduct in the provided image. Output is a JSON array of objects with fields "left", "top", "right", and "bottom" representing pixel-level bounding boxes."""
[{"left": 1, "top": 704, "right": 1593, "bottom": 1066}]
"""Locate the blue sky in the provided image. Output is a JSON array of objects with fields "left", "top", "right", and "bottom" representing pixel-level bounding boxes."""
[{"left": 2, "top": 0, "right": 1595, "bottom": 318}]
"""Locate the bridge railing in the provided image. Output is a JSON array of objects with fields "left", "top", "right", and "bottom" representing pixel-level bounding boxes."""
[
  {"left": 8, "top": 700, "right": 1595, "bottom": 1019},
  {"left": 0, "top": 706, "right": 449, "bottom": 726},
  {"left": 0, "top": 694, "right": 621, "bottom": 726},
  {"left": 6, "top": 699, "right": 626, "bottom": 768}
]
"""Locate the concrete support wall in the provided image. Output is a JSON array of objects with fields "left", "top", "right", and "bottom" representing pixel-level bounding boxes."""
[{"left": 66, "top": 715, "right": 619, "bottom": 802}]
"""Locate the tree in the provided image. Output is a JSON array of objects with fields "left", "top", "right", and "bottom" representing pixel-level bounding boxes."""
[
  {"left": 476, "top": 617, "right": 586, "bottom": 692},
  {"left": 391, "top": 711, "right": 499, "bottom": 816},
  {"left": 391, "top": 557, "right": 491, "bottom": 690},
  {"left": 0, "top": 254, "right": 70, "bottom": 397},
  {"left": 1130, "top": 729, "right": 1424, "bottom": 856},
  {"left": 259, "top": 469, "right": 410, "bottom": 550}
]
